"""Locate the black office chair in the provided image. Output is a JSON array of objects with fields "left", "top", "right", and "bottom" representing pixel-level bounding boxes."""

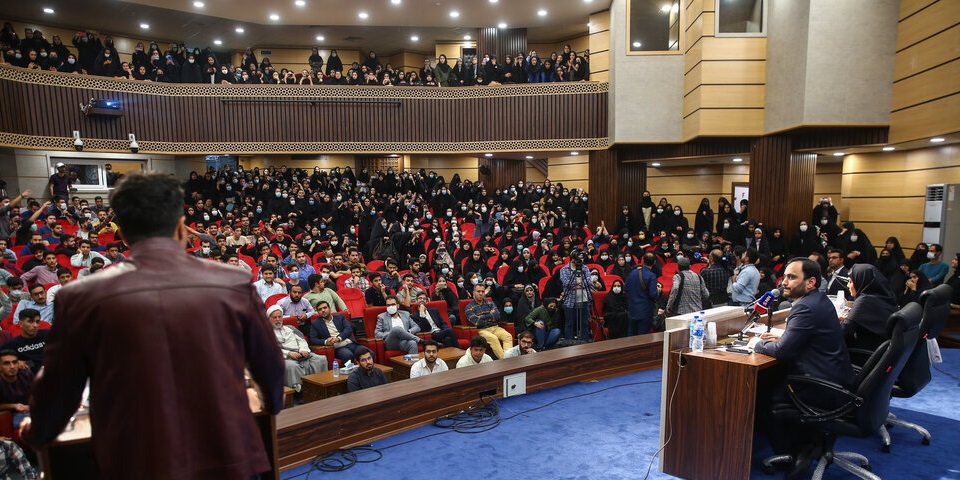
[
  {"left": 878, "top": 284, "right": 952, "bottom": 451},
  {"left": 763, "top": 302, "right": 922, "bottom": 479}
]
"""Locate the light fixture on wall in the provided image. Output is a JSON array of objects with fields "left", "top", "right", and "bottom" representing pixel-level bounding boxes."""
[
  {"left": 73, "top": 131, "right": 84, "bottom": 151},
  {"left": 128, "top": 134, "right": 139, "bottom": 153}
]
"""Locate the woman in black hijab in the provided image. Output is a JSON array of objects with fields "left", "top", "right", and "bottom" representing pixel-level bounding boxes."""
[
  {"left": 838, "top": 222, "right": 876, "bottom": 266},
  {"left": 694, "top": 197, "right": 714, "bottom": 235},
  {"left": 946, "top": 253, "right": 960, "bottom": 307},
  {"left": 875, "top": 248, "right": 900, "bottom": 281},
  {"left": 841, "top": 264, "right": 898, "bottom": 351},
  {"left": 883, "top": 236, "right": 906, "bottom": 262},
  {"left": 603, "top": 279, "right": 629, "bottom": 339},
  {"left": 909, "top": 243, "right": 929, "bottom": 270}
]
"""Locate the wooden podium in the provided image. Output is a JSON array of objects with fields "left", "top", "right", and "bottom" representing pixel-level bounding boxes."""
[
  {"left": 659, "top": 307, "right": 789, "bottom": 480},
  {"left": 37, "top": 387, "right": 279, "bottom": 480}
]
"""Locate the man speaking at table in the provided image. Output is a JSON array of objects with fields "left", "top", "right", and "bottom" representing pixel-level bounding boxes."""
[
  {"left": 752, "top": 257, "right": 853, "bottom": 479},
  {"left": 22, "top": 173, "right": 286, "bottom": 479}
]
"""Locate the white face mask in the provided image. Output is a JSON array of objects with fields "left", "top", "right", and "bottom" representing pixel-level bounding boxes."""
[
  {"left": 612, "top": 286, "right": 622, "bottom": 294},
  {"left": 820, "top": 220, "right": 828, "bottom": 226},
  {"left": 800, "top": 225, "right": 808, "bottom": 232},
  {"left": 927, "top": 251, "right": 936, "bottom": 260},
  {"left": 723, "top": 223, "right": 730, "bottom": 229},
  {"left": 517, "top": 266, "right": 524, "bottom": 272},
  {"left": 849, "top": 235, "right": 858, "bottom": 243},
  {"left": 590, "top": 274, "right": 599, "bottom": 282},
  {"left": 657, "top": 208, "right": 664, "bottom": 214},
  {"left": 386, "top": 305, "right": 398, "bottom": 315},
  {"left": 674, "top": 210, "right": 681, "bottom": 216},
  {"left": 686, "top": 234, "right": 694, "bottom": 239}
]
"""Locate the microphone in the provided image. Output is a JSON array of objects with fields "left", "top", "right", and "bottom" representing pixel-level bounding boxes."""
[{"left": 737, "top": 288, "right": 781, "bottom": 340}]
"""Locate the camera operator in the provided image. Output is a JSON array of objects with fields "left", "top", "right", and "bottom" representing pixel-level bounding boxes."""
[{"left": 559, "top": 248, "right": 593, "bottom": 342}]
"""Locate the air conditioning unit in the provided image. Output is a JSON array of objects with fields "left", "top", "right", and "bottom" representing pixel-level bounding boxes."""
[{"left": 923, "top": 184, "right": 960, "bottom": 256}]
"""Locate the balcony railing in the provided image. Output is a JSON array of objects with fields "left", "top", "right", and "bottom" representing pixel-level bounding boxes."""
[{"left": 0, "top": 65, "right": 609, "bottom": 155}]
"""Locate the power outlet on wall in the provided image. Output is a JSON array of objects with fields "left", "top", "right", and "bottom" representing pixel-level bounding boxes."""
[{"left": 503, "top": 372, "right": 526, "bottom": 398}]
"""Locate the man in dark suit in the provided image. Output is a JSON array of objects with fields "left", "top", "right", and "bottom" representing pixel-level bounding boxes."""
[
  {"left": 23, "top": 173, "right": 285, "bottom": 480},
  {"left": 309, "top": 299, "right": 360, "bottom": 362},
  {"left": 410, "top": 292, "right": 460, "bottom": 349},
  {"left": 753, "top": 257, "right": 854, "bottom": 479},
  {"left": 823, "top": 248, "right": 851, "bottom": 298}
]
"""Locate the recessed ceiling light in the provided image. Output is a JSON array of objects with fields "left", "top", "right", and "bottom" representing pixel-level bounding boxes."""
[
  {"left": 538, "top": 9, "right": 547, "bottom": 16},
  {"left": 316, "top": 35, "right": 325, "bottom": 42},
  {"left": 449, "top": 10, "right": 460, "bottom": 18},
  {"left": 498, "top": 22, "right": 507, "bottom": 28},
  {"left": 358, "top": 11, "right": 369, "bottom": 19},
  {"left": 390, "top": 154, "right": 399, "bottom": 158},
  {"left": 632, "top": 41, "right": 642, "bottom": 48},
  {"left": 391, "top": 0, "right": 401, "bottom": 4},
  {"left": 489, "top": 0, "right": 499, "bottom": 3},
  {"left": 463, "top": 34, "right": 472, "bottom": 40},
  {"left": 732, "top": 157, "right": 743, "bottom": 162},
  {"left": 43, "top": 7, "right": 55, "bottom": 14},
  {"left": 930, "top": 137, "right": 945, "bottom": 143},
  {"left": 410, "top": 35, "right": 419, "bottom": 42},
  {"left": 295, "top": 0, "right": 306, "bottom": 6},
  {"left": 269, "top": 13, "right": 280, "bottom": 21},
  {"left": 651, "top": 162, "right": 661, "bottom": 167},
  {"left": 140, "top": 23, "right": 150, "bottom": 29},
  {"left": 484, "top": 153, "right": 493, "bottom": 157},
  {"left": 584, "top": 0, "right": 593, "bottom": 3},
  {"left": 882, "top": 146, "right": 895, "bottom": 151},
  {"left": 571, "top": 151, "right": 579, "bottom": 156},
  {"left": 193, "top": 1, "right": 205, "bottom": 7},
  {"left": 525, "top": 155, "right": 534, "bottom": 159},
  {"left": 833, "top": 152, "right": 845, "bottom": 157},
  {"left": 235, "top": 27, "right": 245, "bottom": 33},
  {"left": 213, "top": 39, "right": 222, "bottom": 45}
]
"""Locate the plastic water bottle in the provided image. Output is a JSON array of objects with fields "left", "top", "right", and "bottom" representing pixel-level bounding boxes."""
[
  {"left": 689, "top": 315, "right": 699, "bottom": 349},
  {"left": 332, "top": 358, "right": 340, "bottom": 378},
  {"left": 692, "top": 317, "right": 705, "bottom": 353},
  {"left": 404, "top": 354, "right": 414, "bottom": 361}
]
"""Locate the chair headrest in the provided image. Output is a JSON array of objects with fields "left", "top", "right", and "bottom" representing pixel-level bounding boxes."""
[{"left": 886, "top": 302, "right": 922, "bottom": 338}]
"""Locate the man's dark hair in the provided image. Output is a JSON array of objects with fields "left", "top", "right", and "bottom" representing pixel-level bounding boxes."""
[
  {"left": 30, "top": 243, "right": 46, "bottom": 254},
  {"left": 422, "top": 339, "right": 439, "bottom": 350},
  {"left": 56, "top": 267, "right": 71, "bottom": 276},
  {"left": 401, "top": 272, "right": 414, "bottom": 281},
  {"left": 355, "top": 346, "right": 373, "bottom": 361},
  {"left": 5, "top": 277, "right": 23, "bottom": 288},
  {"left": 787, "top": 257, "right": 822, "bottom": 289},
  {"left": 316, "top": 300, "right": 330, "bottom": 309},
  {"left": 260, "top": 264, "right": 277, "bottom": 274},
  {"left": 517, "top": 330, "right": 535, "bottom": 342},
  {"left": 643, "top": 252, "right": 656, "bottom": 266},
  {"left": 78, "top": 239, "right": 92, "bottom": 247},
  {"left": 826, "top": 248, "right": 844, "bottom": 258},
  {"left": 308, "top": 273, "right": 323, "bottom": 289},
  {"left": 0, "top": 349, "right": 17, "bottom": 360},
  {"left": 110, "top": 174, "right": 184, "bottom": 244},
  {"left": 469, "top": 335, "right": 488, "bottom": 348},
  {"left": 28, "top": 283, "right": 44, "bottom": 293},
  {"left": 18, "top": 308, "right": 40, "bottom": 321},
  {"left": 929, "top": 243, "right": 942, "bottom": 254},
  {"left": 385, "top": 295, "right": 399, "bottom": 304},
  {"left": 743, "top": 248, "right": 759, "bottom": 264}
]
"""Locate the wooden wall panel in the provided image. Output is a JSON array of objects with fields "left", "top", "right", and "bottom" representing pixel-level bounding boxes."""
[
  {"left": 526, "top": 164, "right": 547, "bottom": 183},
  {"left": 893, "top": 24, "right": 960, "bottom": 81},
  {"left": 700, "top": 37, "right": 766, "bottom": 60},
  {"left": 891, "top": 59, "right": 960, "bottom": 111},
  {"left": 478, "top": 157, "right": 526, "bottom": 190},
  {"left": 590, "top": 50, "right": 610, "bottom": 75},
  {"left": 408, "top": 155, "right": 479, "bottom": 182},
  {"left": 701, "top": 60, "right": 766, "bottom": 85},
  {"left": 889, "top": 93, "right": 960, "bottom": 143},
  {"left": 590, "top": 10, "right": 611, "bottom": 32},
  {"left": 647, "top": 165, "right": 728, "bottom": 218},
  {"left": 900, "top": 0, "right": 936, "bottom": 20},
  {"left": 897, "top": 0, "right": 960, "bottom": 50},
  {"left": 814, "top": 162, "right": 843, "bottom": 212},
  {"left": 749, "top": 135, "right": 815, "bottom": 242},
  {"left": 477, "top": 28, "right": 528, "bottom": 62},
  {"left": 690, "top": 109, "right": 764, "bottom": 137},
  {"left": 588, "top": 148, "right": 618, "bottom": 227}
]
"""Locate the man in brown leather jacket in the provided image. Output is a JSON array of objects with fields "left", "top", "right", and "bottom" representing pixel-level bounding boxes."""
[{"left": 23, "top": 173, "right": 285, "bottom": 479}]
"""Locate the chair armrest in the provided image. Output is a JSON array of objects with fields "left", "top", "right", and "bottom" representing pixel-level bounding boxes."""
[{"left": 785, "top": 374, "right": 862, "bottom": 423}]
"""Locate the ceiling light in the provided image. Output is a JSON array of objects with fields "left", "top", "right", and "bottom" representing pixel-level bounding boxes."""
[
  {"left": 833, "top": 152, "right": 845, "bottom": 157},
  {"left": 732, "top": 157, "right": 743, "bottom": 162},
  {"left": 660, "top": 4, "right": 671, "bottom": 12},
  {"left": 489, "top": 0, "right": 499, "bottom": 3},
  {"left": 484, "top": 153, "right": 493, "bottom": 157},
  {"left": 571, "top": 151, "right": 579, "bottom": 156},
  {"left": 140, "top": 23, "right": 150, "bottom": 29},
  {"left": 316, "top": 35, "right": 325, "bottom": 42},
  {"left": 450, "top": 10, "right": 460, "bottom": 18},
  {"left": 930, "top": 137, "right": 945, "bottom": 143},
  {"left": 632, "top": 41, "right": 642, "bottom": 48},
  {"left": 410, "top": 35, "right": 419, "bottom": 42},
  {"left": 463, "top": 34, "right": 472, "bottom": 40},
  {"left": 584, "top": 0, "right": 593, "bottom": 3},
  {"left": 43, "top": 7, "right": 55, "bottom": 14},
  {"left": 213, "top": 39, "right": 223, "bottom": 45},
  {"left": 882, "top": 146, "right": 895, "bottom": 151},
  {"left": 391, "top": 0, "right": 401, "bottom": 4},
  {"left": 358, "top": 11, "right": 369, "bottom": 19},
  {"left": 295, "top": 0, "right": 306, "bottom": 6},
  {"left": 193, "top": 1, "right": 205, "bottom": 7},
  {"left": 651, "top": 162, "right": 661, "bottom": 167},
  {"left": 498, "top": 22, "right": 507, "bottom": 28},
  {"left": 525, "top": 155, "right": 534, "bottom": 159},
  {"left": 538, "top": 9, "right": 547, "bottom": 16},
  {"left": 390, "top": 154, "right": 399, "bottom": 158},
  {"left": 269, "top": 13, "right": 280, "bottom": 21},
  {"left": 235, "top": 27, "right": 245, "bottom": 33}
]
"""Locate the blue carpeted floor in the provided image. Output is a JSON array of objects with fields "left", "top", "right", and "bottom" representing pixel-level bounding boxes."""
[{"left": 282, "top": 349, "right": 960, "bottom": 480}]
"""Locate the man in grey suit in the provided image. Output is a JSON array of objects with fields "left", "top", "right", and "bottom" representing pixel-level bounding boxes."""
[{"left": 375, "top": 295, "right": 422, "bottom": 354}]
